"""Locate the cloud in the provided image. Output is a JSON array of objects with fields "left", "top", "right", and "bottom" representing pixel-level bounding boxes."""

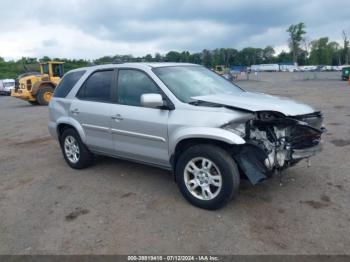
[
  {"left": 42, "top": 39, "right": 58, "bottom": 48},
  {"left": 0, "top": 0, "right": 349, "bottom": 59}
]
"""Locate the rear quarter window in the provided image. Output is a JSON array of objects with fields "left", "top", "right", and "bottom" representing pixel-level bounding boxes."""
[{"left": 53, "top": 70, "right": 86, "bottom": 98}]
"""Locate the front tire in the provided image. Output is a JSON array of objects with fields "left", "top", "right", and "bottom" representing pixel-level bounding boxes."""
[
  {"left": 175, "top": 144, "right": 240, "bottom": 210},
  {"left": 36, "top": 86, "right": 54, "bottom": 105},
  {"left": 60, "top": 128, "right": 94, "bottom": 169}
]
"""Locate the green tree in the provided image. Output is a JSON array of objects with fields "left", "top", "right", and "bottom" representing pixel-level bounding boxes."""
[
  {"left": 40, "top": 56, "right": 51, "bottom": 62},
  {"left": 238, "top": 47, "right": 263, "bottom": 66},
  {"left": 201, "top": 49, "right": 211, "bottom": 67},
  {"left": 342, "top": 30, "right": 349, "bottom": 64},
  {"left": 180, "top": 51, "right": 190, "bottom": 62},
  {"left": 309, "top": 37, "right": 338, "bottom": 65},
  {"left": 220, "top": 48, "right": 238, "bottom": 67},
  {"left": 226, "top": 48, "right": 239, "bottom": 66},
  {"left": 165, "top": 51, "right": 181, "bottom": 62},
  {"left": 287, "top": 22, "right": 306, "bottom": 63},
  {"left": 154, "top": 53, "right": 162, "bottom": 62},
  {"left": 143, "top": 54, "right": 153, "bottom": 62},
  {"left": 94, "top": 56, "right": 114, "bottom": 64},
  {"left": 189, "top": 53, "right": 201, "bottom": 64},
  {"left": 297, "top": 50, "right": 308, "bottom": 66},
  {"left": 329, "top": 41, "right": 341, "bottom": 65},
  {"left": 262, "top": 46, "right": 275, "bottom": 63},
  {"left": 277, "top": 51, "right": 293, "bottom": 63},
  {"left": 211, "top": 49, "right": 223, "bottom": 66}
]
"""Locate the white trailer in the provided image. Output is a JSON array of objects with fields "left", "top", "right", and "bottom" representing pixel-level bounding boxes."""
[
  {"left": 298, "top": 65, "right": 318, "bottom": 72},
  {"left": 0, "top": 79, "right": 15, "bottom": 95},
  {"left": 251, "top": 64, "right": 279, "bottom": 72}
]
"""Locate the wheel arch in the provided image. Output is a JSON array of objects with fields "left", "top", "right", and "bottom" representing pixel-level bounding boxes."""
[
  {"left": 56, "top": 118, "right": 87, "bottom": 143},
  {"left": 170, "top": 128, "right": 245, "bottom": 173}
]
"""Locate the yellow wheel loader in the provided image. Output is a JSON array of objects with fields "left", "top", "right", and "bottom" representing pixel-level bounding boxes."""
[
  {"left": 213, "top": 65, "right": 226, "bottom": 75},
  {"left": 11, "top": 61, "right": 64, "bottom": 105}
]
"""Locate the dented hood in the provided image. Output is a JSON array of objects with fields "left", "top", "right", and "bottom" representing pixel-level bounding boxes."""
[{"left": 192, "top": 92, "right": 314, "bottom": 116}]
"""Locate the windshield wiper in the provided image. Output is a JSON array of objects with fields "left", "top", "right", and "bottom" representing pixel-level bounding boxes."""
[
  {"left": 188, "top": 100, "right": 210, "bottom": 106},
  {"left": 188, "top": 100, "right": 221, "bottom": 107},
  {"left": 188, "top": 100, "right": 204, "bottom": 105}
]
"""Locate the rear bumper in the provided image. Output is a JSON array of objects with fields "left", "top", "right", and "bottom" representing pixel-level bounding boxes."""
[{"left": 291, "top": 142, "right": 323, "bottom": 160}]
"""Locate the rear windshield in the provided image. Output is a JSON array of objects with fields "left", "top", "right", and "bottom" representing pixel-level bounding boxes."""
[{"left": 53, "top": 70, "right": 86, "bottom": 98}]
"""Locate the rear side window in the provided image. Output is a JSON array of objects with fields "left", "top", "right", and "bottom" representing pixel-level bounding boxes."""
[
  {"left": 77, "top": 70, "right": 114, "bottom": 102},
  {"left": 53, "top": 70, "right": 85, "bottom": 98}
]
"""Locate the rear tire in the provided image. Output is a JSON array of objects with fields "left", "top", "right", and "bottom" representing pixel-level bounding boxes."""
[
  {"left": 36, "top": 86, "right": 54, "bottom": 105},
  {"left": 60, "top": 128, "right": 94, "bottom": 169},
  {"left": 175, "top": 144, "right": 240, "bottom": 210}
]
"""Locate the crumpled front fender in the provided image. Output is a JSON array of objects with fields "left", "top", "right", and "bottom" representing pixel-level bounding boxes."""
[{"left": 170, "top": 127, "right": 245, "bottom": 155}]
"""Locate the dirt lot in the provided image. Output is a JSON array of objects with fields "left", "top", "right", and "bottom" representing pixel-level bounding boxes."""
[{"left": 0, "top": 72, "right": 349, "bottom": 255}]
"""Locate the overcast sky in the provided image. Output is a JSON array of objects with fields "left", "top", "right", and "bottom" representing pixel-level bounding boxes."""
[{"left": 0, "top": 0, "right": 349, "bottom": 60}]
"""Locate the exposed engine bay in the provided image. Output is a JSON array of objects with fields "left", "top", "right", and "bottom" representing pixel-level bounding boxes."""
[
  {"left": 230, "top": 111, "right": 326, "bottom": 185},
  {"left": 192, "top": 93, "right": 326, "bottom": 185}
]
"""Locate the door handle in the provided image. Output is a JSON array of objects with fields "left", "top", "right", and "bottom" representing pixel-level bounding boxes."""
[
  {"left": 70, "top": 108, "right": 79, "bottom": 114},
  {"left": 111, "top": 114, "right": 123, "bottom": 121}
]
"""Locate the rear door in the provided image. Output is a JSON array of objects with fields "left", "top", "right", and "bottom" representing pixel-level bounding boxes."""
[
  {"left": 70, "top": 69, "right": 115, "bottom": 153},
  {"left": 110, "top": 69, "right": 170, "bottom": 167}
]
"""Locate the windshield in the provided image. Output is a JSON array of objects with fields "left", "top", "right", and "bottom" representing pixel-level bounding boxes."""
[
  {"left": 153, "top": 66, "right": 244, "bottom": 103},
  {"left": 42, "top": 64, "right": 49, "bottom": 74}
]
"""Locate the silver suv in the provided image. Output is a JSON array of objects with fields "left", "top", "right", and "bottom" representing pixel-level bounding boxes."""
[{"left": 48, "top": 63, "right": 325, "bottom": 209}]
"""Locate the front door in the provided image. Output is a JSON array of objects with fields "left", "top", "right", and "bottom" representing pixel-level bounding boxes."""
[{"left": 110, "top": 69, "right": 169, "bottom": 167}]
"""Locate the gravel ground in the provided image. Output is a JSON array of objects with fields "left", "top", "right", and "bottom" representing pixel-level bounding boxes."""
[{"left": 0, "top": 72, "right": 349, "bottom": 255}]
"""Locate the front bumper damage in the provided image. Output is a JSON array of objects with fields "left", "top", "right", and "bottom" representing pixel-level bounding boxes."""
[
  {"left": 233, "top": 144, "right": 271, "bottom": 185},
  {"left": 292, "top": 143, "right": 323, "bottom": 160},
  {"left": 231, "top": 111, "right": 326, "bottom": 185}
]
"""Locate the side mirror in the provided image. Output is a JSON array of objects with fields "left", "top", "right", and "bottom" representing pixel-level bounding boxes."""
[{"left": 141, "top": 93, "right": 164, "bottom": 108}]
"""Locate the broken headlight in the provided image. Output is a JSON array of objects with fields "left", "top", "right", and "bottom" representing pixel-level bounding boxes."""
[{"left": 222, "top": 122, "right": 246, "bottom": 137}]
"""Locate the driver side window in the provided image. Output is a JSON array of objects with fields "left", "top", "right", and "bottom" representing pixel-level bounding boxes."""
[{"left": 117, "top": 69, "right": 160, "bottom": 106}]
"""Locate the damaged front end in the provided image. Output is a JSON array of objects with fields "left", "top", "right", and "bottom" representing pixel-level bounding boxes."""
[{"left": 225, "top": 111, "right": 326, "bottom": 185}]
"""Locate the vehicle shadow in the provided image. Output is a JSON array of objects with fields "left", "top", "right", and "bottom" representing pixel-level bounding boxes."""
[{"left": 94, "top": 154, "right": 172, "bottom": 179}]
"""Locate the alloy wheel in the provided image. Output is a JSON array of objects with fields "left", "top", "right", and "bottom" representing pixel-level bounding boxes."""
[
  {"left": 64, "top": 135, "right": 80, "bottom": 163},
  {"left": 183, "top": 157, "right": 222, "bottom": 200}
]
